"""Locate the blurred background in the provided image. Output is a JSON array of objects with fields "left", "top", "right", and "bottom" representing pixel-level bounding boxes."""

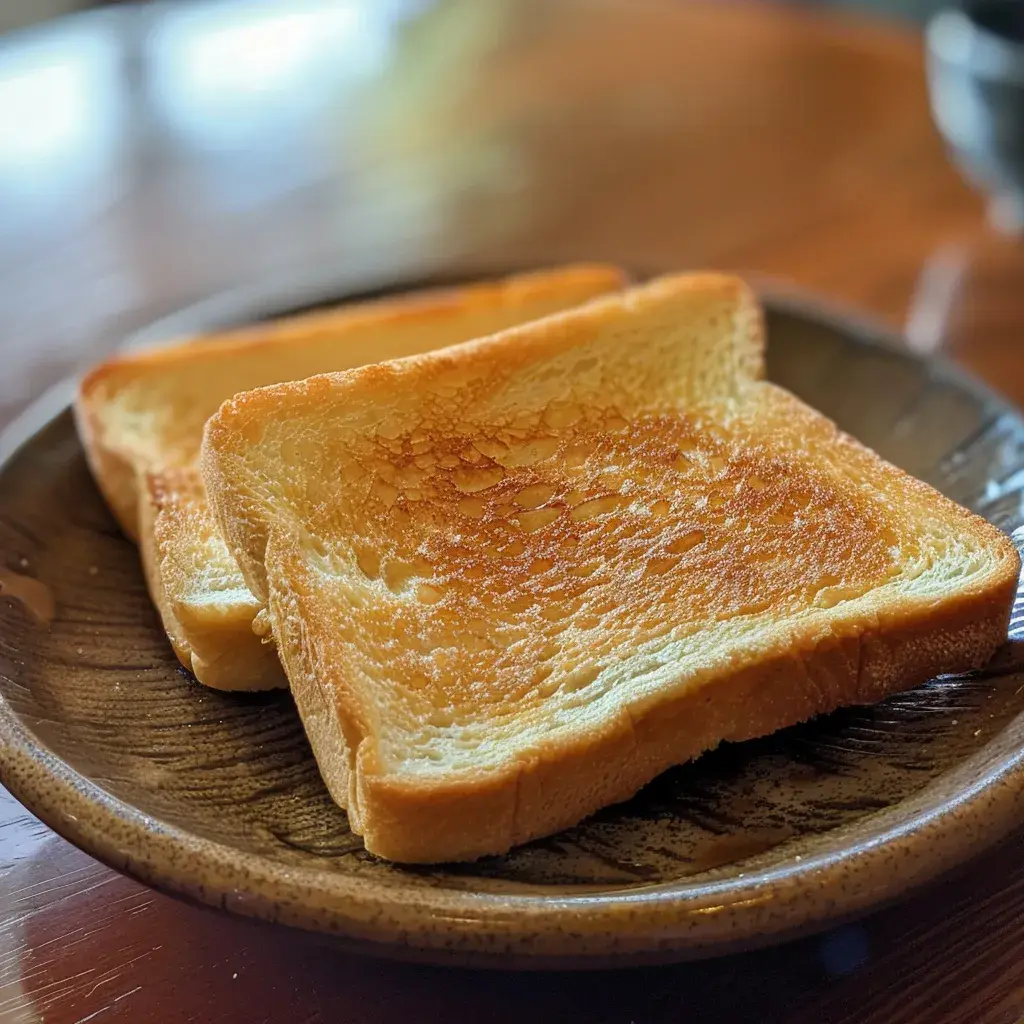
[
  {"left": 0, "top": 0, "right": 1017, "bottom": 431},
  {"left": 0, "top": 1, "right": 958, "bottom": 35}
]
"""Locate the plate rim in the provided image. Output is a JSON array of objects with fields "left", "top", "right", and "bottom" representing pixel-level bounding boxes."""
[{"left": 3, "top": 275, "right": 1024, "bottom": 966}]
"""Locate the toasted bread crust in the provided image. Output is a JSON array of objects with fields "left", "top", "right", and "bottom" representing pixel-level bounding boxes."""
[
  {"left": 74, "top": 400, "right": 141, "bottom": 539},
  {"left": 142, "top": 471, "right": 286, "bottom": 690},
  {"left": 202, "top": 272, "right": 1021, "bottom": 861},
  {"left": 352, "top": 569, "right": 1016, "bottom": 861},
  {"left": 75, "top": 265, "right": 629, "bottom": 689},
  {"left": 76, "top": 264, "right": 630, "bottom": 537},
  {"left": 266, "top": 491, "right": 1017, "bottom": 861}
]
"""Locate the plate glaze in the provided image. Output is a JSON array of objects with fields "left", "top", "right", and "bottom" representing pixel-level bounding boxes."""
[{"left": 2, "top": 277, "right": 1024, "bottom": 968}]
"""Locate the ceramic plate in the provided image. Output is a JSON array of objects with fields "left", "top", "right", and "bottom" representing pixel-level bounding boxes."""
[{"left": 2, "top": 273, "right": 1024, "bottom": 969}]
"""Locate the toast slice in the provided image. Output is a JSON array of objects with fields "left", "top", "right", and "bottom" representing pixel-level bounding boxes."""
[
  {"left": 202, "top": 273, "right": 1020, "bottom": 861},
  {"left": 75, "top": 266, "right": 628, "bottom": 690}
]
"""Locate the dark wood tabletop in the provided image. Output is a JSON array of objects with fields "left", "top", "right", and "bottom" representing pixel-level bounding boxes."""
[{"left": 3, "top": 1, "right": 1024, "bottom": 1021}]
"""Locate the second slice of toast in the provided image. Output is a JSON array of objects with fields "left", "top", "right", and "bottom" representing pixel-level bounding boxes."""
[
  {"left": 76, "top": 266, "right": 627, "bottom": 689},
  {"left": 202, "top": 273, "right": 1020, "bottom": 860}
]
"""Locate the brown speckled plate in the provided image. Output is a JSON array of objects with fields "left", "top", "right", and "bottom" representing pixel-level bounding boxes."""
[{"left": 2, "top": 271, "right": 1024, "bottom": 969}]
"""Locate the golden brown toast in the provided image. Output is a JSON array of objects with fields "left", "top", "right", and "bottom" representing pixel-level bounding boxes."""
[
  {"left": 75, "top": 266, "right": 628, "bottom": 690},
  {"left": 202, "top": 273, "right": 1020, "bottom": 861}
]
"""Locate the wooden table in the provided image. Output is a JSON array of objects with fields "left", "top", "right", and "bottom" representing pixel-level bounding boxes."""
[{"left": 2, "top": 1, "right": 1023, "bottom": 1021}]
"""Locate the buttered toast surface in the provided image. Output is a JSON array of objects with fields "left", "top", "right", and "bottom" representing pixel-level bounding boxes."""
[
  {"left": 202, "top": 273, "right": 1019, "bottom": 862},
  {"left": 75, "top": 266, "right": 628, "bottom": 690}
]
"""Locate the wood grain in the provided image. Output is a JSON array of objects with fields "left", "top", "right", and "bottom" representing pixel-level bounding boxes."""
[{"left": 2, "top": 0, "right": 1022, "bottom": 1020}]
